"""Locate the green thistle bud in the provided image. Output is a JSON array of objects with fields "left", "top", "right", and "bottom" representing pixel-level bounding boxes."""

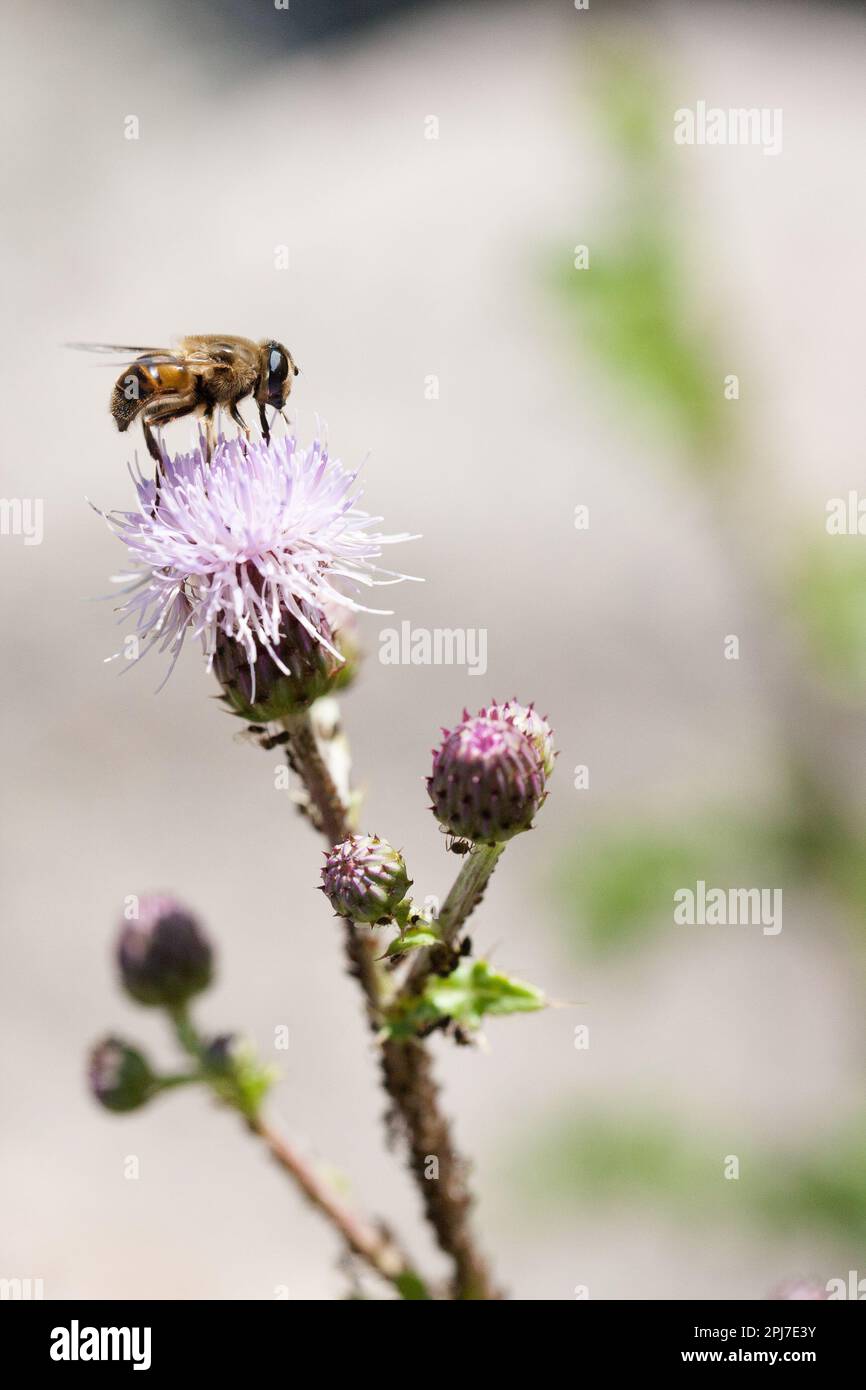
[{"left": 88, "top": 1037, "right": 156, "bottom": 1113}]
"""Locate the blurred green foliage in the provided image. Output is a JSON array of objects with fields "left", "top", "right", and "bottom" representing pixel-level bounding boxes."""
[
  {"left": 555, "top": 812, "right": 791, "bottom": 956},
  {"left": 789, "top": 540, "right": 866, "bottom": 694},
  {"left": 540, "top": 36, "right": 866, "bottom": 1271},
  {"left": 553, "top": 236, "right": 724, "bottom": 455},
  {"left": 517, "top": 1107, "right": 866, "bottom": 1246},
  {"left": 553, "top": 44, "right": 724, "bottom": 456},
  {"left": 555, "top": 791, "right": 866, "bottom": 958}
]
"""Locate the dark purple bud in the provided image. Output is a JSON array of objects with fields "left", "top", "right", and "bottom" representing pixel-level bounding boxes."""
[{"left": 118, "top": 895, "right": 213, "bottom": 1008}]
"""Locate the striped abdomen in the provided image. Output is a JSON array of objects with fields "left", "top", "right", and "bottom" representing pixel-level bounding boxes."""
[{"left": 110, "top": 360, "right": 195, "bottom": 431}]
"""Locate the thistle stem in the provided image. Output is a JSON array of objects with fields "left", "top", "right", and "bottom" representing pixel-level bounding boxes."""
[
  {"left": 167, "top": 1002, "right": 427, "bottom": 1298},
  {"left": 404, "top": 843, "right": 505, "bottom": 995},
  {"left": 282, "top": 706, "right": 498, "bottom": 1300},
  {"left": 282, "top": 710, "right": 348, "bottom": 847},
  {"left": 248, "top": 1114, "right": 429, "bottom": 1298}
]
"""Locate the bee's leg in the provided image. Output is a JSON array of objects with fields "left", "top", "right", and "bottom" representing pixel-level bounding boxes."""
[
  {"left": 229, "top": 402, "right": 250, "bottom": 445},
  {"left": 141, "top": 392, "right": 200, "bottom": 510},
  {"left": 258, "top": 402, "right": 271, "bottom": 443},
  {"left": 142, "top": 417, "right": 163, "bottom": 465},
  {"left": 203, "top": 409, "right": 217, "bottom": 462},
  {"left": 141, "top": 417, "right": 166, "bottom": 514}
]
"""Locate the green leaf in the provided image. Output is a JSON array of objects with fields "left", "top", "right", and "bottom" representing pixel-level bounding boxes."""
[
  {"left": 383, "top": 927, "right": 440, "bottom": 958},
  {"left": 395, "top": 1271, "right": 433, "bottom": 1301},
  {"left": 386, "top": 959, "right": 546, "bottom": 1038}
]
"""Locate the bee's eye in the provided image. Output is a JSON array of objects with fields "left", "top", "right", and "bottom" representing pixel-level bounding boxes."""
[{"left": 267, "top": 346, "right": 290, "bottom": 400}]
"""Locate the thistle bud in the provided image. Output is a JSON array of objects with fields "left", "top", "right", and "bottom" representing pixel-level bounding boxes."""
[
  {"left": 202, "top": 1032, "right": 242, "bottom": 1076},
  {"left": 428, "top": 705, "right": 551, "bottom": 845},
  {"left": 88, "top": 1037, "right": 156, "bottom": 1113},
  {"left": 481, "top": 699, "right": 556, "bottom": 779},
  {"left": 117, "top": 895, "right": 213, "bottom": 1008},
  {"left": 214, "top": 602, "right": 354, "bottom": 725},
  {"left": 321, "top": 834, "right": 412, "bottom": 923}
]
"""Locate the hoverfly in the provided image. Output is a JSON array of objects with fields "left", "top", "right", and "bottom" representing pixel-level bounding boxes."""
[{"left": 69, "top": 335, "right": 299, "bottom": 461}]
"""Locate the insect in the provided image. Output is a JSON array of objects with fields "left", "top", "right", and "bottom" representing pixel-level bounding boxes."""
[
  {"left": 445, "top": 835, "right": 473, "bottom": 856},
  {"left": 69, "top": 335, "right": 300, "bottom": 462}
]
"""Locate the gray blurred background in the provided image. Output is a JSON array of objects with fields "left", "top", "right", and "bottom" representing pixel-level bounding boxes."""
[{"left": 2, "top": 0, "right": 866, "bottom": 1299}]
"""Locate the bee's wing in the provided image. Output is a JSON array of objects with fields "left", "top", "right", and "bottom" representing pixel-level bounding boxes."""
[{"left": 66, "top": 342, "right": 182, "bottom": 367}]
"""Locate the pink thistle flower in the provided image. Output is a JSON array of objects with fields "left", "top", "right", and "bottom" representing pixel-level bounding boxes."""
[{"left": 100, "top": 430, "right": 418, "bottom": 687}]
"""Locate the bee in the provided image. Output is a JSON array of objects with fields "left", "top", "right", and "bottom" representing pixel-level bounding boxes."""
[{"left": 69, "top": 335, "right": 299, "bottom": 462}]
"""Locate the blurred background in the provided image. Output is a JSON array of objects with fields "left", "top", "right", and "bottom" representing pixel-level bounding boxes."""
[{"left": 1, "top": 0, "right": 865, "bottom": 1300}]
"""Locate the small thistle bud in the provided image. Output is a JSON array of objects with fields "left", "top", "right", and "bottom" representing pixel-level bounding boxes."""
[
  {"left": 202, "top": 1032, "right": 242, "bottom": 1076},
  {"left": 321, "top": 834, "right": 412, "bottom": 923},
  {"left": 428, "top": 705, "right": 551, "bottom": 845},
  {"left": 214, "top": 603, "right": 347, "bottom": 725},
  {"left": 88, "top": 1037, "right": 156, "bottom": 1113},
  {"left": 117, "top": 895, "right": 213, "bottom": 1008}
]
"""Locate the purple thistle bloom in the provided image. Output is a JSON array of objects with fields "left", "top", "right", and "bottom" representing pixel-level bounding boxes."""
[
  {"left": 428, "top": 702, "right": 553, "bottom": 845},
  {"left": 100, "top": 430, "right": 417, "bottom": 685}
]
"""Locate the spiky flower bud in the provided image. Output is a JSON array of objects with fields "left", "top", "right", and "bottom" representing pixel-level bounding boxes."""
[
  {"left": 214, "top": 603, "right": 353, "bottom": 725},
  {"left": 321, "top": 834, "right": 412, "bottom": 923},
  {"left": 428, "top": 703, "right": 552, "bottom": 845},
  {"left": 117, "top": 895, "right": 213, "bottom": 1008},
  {"left": 481, "top": 699, "right": 556, "bottom": 778},
  {"left": 88, "top": 1037, "right": 156, "bottom": 1112}
]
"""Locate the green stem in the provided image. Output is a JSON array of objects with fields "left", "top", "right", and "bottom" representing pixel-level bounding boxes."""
[
  {"left": 154, "top": 1072, "right": 201, "bottom": 1092},
  {"left": 168, "top": 1004, "right": 203, "bottom": 1062},
  {"left": 404, "top": 843, "right": 506, "bottom": 995}
]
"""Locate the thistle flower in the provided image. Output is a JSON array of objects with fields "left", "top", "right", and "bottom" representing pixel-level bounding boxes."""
[
  {"left": 101, "top": 431, "right": 416, "bottom": 694},
  {"left": 117, "top": 895, "right": 213, "bottom": 1008},
  {"left": 213, "top": 600, "right": 354, "bottom": 723},
  {"left": 88, "top": 1037, "right": 156, "bottom": 1112},
  {"left": 321, "top": 834, "right": 412, "bottom": 923},
  {"left": 428, "top": 702, "right": 553, "bottom": 845}
]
